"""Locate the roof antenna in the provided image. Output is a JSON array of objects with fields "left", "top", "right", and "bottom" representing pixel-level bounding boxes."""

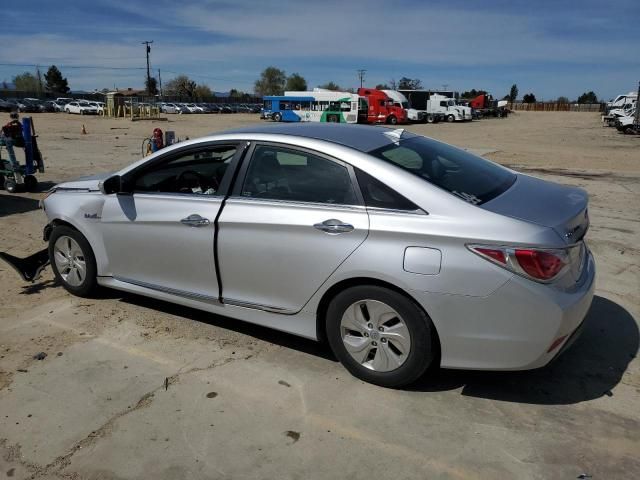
[{"left": 383, "top": 128, "right": 405, "bottom": 144}]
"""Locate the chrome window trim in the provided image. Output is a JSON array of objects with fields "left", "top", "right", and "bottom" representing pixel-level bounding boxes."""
[
  {"left": 129, "top": 191, "right": 225, "bottom": 201},
  {"left": 226, "top": 196, "right": 367, "bottom": 212},
  {"left": 115, "top": 276, "right": 221, "bottom": 304}
]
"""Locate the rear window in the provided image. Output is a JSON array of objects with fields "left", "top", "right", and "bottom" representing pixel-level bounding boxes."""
[{"left": 369, "top": 136, "right": 515, "bottom": 205}]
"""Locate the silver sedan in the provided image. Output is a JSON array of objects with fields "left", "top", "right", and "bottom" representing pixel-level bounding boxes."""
[{"left": 38, "top": 123, "right": 595, "bottom": 387}]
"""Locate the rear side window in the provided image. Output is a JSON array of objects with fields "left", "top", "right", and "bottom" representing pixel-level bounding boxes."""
[
  {"left": 369, "top": 136, "right": 515, "bottom": 205},
  {"left": 355, "top": 169, "right": 418, "bottom": 211},
  {"left": 241, "top": 145, "right": 358, "bottom": 205}
]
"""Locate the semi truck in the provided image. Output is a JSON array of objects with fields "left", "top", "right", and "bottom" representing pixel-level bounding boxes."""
[
  {"left": 357, "top": 88, "right": 408, "bottom": 125},
  {"left": 467, "top": 94, "right": 509, "bottom": 119},
  {"left": 398, "top": 90, "right": 471, "bottom": 122}
]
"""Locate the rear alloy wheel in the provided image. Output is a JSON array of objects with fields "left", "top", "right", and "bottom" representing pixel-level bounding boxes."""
[
  {"left": 326, "top": 285, "right": 436, "bottom": 387},
  {"left": 272, "top": 112, "right": 282, "bottom": 122},
  {"left": 49, "top": 226, "right": 97, "bottom": 297},
  {"left": 426, "top": 114, "right": 435, "bottom": 124}
]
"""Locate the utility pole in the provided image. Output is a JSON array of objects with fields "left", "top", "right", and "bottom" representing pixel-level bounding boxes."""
[
  {"left": 142, "top": 40, "right": 153, "bottom": 94},
  {"left": 357, "top": 69, "right": 366, "bottom": 88},
  {"left": 158, "top": 69, "right": 162, "bottom": 97}
]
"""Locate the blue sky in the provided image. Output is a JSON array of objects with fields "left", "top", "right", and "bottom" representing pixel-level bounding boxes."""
[{"left": 1, "top": 0, "right": 638, "bottom": 100}]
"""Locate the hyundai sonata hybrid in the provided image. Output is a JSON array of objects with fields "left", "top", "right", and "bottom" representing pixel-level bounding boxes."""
[{"left": 33, "top": 123, "right": 594, "bottom": 387}]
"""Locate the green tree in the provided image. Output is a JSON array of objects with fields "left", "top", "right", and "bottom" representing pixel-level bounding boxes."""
[
  {"left": 577, "top": 91, "right": 598, "bottom": 104},
  {"left": 13, "top": 72, "right": 39, "bottom": 91},
  {"left": 522, "top": 93, "right": 537, "bottom": 103},
  {"left": 164, "top": 75, "right": 197, "bottom": 98},
  {"left": 285, "top": 73, "right": 307, "bottom": 91},
  {"left": 145, "top": 77, "right": 158, "bottom": 96},
  {"left": 318, "top": 81, "right": 341, "bottom": 91},
  {"left": 397, "top": 77, "right": 422, "bottom": 90},
  {"left": 375, "top": 83, "right": 390, "bottom": 90},
  {"left": 461, "top": 89, "right": 486, "bottom": 98},
  {"left": 254, "top": 66, "right": 286, "bottom": 96},
  {"left": 556, "top": 96, "right": 570, "bottom": 104},
  {"left": 194, "top": 84, "right": 213, "bottom": 100},
  {"left": 44, "top": 65, "right": 70, "bottom": 93},
  {"left": 508, "top": 84, "right": 518, "bottom": 103}
]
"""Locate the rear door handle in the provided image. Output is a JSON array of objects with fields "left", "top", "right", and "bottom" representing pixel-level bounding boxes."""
[
  {"left": 313, "top": 219, "right": 354, "bottom": 234},
  {"left": 180, "top": 214, "right": 210, "bottom": 227}
]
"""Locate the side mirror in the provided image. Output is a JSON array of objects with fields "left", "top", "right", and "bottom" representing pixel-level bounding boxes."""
[{"left": 99, "top": 175, "right": 132, "bottom": 195}]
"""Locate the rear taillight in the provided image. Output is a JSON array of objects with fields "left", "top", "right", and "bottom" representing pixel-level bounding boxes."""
[{"left": 468, "top": 245, "right": 569, "bottom": 282}]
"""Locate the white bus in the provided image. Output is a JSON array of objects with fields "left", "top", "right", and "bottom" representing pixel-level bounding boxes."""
[{"left": 262, "top": 89, "right": 361, "bottom": 123}]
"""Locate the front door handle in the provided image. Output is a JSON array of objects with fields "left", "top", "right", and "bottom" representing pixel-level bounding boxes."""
[
  {"left": 180, "top": 214, "right": 210, "bottom": 227},
  {"left": 313, "top": 219, "right": 354, "bottom": 234}
]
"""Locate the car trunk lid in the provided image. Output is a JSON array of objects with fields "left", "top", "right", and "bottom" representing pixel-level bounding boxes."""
[{"left": 480, "top": 173, "right": 589, "bottom": 245}]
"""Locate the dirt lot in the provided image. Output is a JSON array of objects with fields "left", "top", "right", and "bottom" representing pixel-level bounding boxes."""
[{"left": 1, "top": 112, "right": 638, "bottom": 479}]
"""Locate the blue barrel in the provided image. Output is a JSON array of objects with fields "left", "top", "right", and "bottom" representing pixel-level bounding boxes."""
[{"left": 22, "top": 117, "right": 34, "bottom": 175}]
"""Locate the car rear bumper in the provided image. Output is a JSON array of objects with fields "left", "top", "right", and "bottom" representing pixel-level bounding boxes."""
[{"left": 410, "top": 249, "right": 596, "bottom": 370}]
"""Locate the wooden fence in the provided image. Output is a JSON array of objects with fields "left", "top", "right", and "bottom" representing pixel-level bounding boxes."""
[{"left": 509, "top": 102, "right": 604, "bottom": 112}]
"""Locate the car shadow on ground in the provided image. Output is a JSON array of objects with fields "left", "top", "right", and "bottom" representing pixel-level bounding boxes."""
[
  {"left": 410, "top": 295, "right": 638, "bottom": 405},
  {"left": 0, "top": 193, "right": 40, "bottom": 217},
  {"left": 116, "top": 293, "right": 637, "bottom": 404},
  {"left": 116, "top": 292, "right": 338, "bottom": 361}
]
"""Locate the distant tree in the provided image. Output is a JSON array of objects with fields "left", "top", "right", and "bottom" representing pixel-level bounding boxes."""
[
  {"left": 194, "top": 84, "right": 213, "bottom": 100},
  {"left": 522, "top": 93, "right": 537, "bottom": 103},
  {"left": 145, "top": 77, "right": 158, "bottom": 96},
  {"left": 285, "top": 73, "right": 307, "bottom": 92},
  {"left": 397, "top": 77, "right": 422, "bottom": 90},
  {"left": 556, "top": 96, "right": 570, "bottom": 104},
  {"left": 375, "top": 83, "right": 390, "bottom": 90},
  {"left": 13, "top": 72, "right": 39, "bottom": 91},
  {"left": 318, "top": 81, "right": 341, "bottom": 91},
  {"left": 254, "top": 66, "right": 286, "bottom": 96},
  {"left": 229, "top": 88, "right": 242, "bottom": 98},
  {"left": 44, "top": 65, "right": 70, "bottom": 93},
  {"left": 508, "top": 84, "right": 518, "bottom": 103},
  {"left": 461, "top": 89, "right": 486, "bottom": 98},
  {"left": 2, "top": 81, "right": 8, "bottom": 89},
  {"left": 577, "top": 91, "right": 598, "bottom": 104},
  {"left": 502, "top": 94, "right": 510, "bottom": 100},
  {"left": 164, "top": 75, "right": 197, "bottom": 98},
  {"left": 388, "top": 79, "right": 397, "bottom": 90}
]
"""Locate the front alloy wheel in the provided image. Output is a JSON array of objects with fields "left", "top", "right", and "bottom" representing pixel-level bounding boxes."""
[{"left": 49, "top": 226, "right": 97, "bottom": 297}]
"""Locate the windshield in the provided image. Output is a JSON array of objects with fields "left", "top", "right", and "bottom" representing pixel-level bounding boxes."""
[{"left": 369, "top": 136, "right": 516, "bottom": 205}]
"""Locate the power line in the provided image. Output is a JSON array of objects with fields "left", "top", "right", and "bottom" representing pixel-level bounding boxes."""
[
  {"left": 357, "top": 69, "right": 366, "bottom": 88},
  {"left": 0, "top": 62, "right": 145, "bottom": 71},
  {"left": 142, "top": 40, "right": 153, "bottom": 93}
]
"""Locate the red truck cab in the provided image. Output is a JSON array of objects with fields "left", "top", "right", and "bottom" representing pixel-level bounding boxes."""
[{"left": 358, "top": 88, "right": 408, "bottom": 125}]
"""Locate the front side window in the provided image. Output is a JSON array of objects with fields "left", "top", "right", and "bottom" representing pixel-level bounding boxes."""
[
  {"left": 134, "top": 145, "right": 237, "bottom": 195},
  {"left": 369, "top": 136, "right": 515, "bottom": 205},
  {"left": 241, "top": 145, "right": 358, "bottom": 205}
]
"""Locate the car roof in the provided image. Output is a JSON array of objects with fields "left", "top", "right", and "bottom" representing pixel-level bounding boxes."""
[{"left": 220, "top": 123, "right": 419, "bottom": 152}]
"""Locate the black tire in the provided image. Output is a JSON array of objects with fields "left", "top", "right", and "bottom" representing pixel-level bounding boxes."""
[
  {"left": 4, "top": 178, "right": 18, "bottom": 193},
  {"left": 446, "top": 114, "right": 455, "bottom": 123},
  {"left": 327, "top": 114, "right": 339, "bottom": 123},
  {"left": 387, "top": 115, "right": 398, "bottom": 125},
  {"left": 426, "top": 114, "right": 435, "bottom": 124},
  {"left": 326, "top": 285, "right": 436, "bottom": 388},
  {"left": 49, "top": 226, "right": 98, "bottom": 297},
  {"left": 0, "top": 174, "right": 5, "bottom": 189},
  {"left": 24, "top": 175, "right": 38, "bottom": 192},
  {"left": 273, "top": 112, "right": 282, "bottom": 122}
]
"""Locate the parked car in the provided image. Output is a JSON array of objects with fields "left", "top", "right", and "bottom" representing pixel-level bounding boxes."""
[
  {"left": 0, "top": 98, "right": 15, "bottom": 112},
  {"left": 37, "top": 123, "right": 594, "bottom": 387},
  {"left": 40, "top": 100, "right": 58, "bottom": 113},
  {"left": 159, "top": 103, "right": 178, "bottom": 114},
  {"left": 64, "top": 101, "right": 98, "bottom": 115},
  {"left": 87, "top": 101, "right": 105, "bottom": 114}
]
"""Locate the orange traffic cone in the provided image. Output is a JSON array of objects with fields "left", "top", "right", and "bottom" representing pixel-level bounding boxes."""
[{"left": 81, "top": 124, "right": 87, "bottom": 134}]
